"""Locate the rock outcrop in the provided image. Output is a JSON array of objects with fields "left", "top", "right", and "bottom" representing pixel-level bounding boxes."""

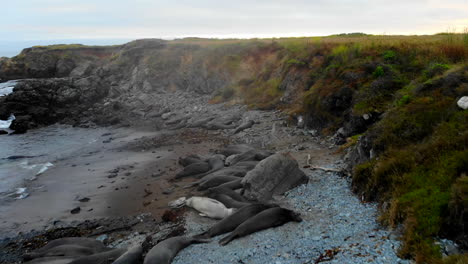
[{"left": 241, "top": 152, "right": 308, "bottom": 201}]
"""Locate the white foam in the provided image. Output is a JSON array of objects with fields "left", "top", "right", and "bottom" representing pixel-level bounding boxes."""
[
  {"left": 36, "top": 162, "right": 53, "bottom": 175},
  {"left": 0, "top": 80, "right": 17, "bottom": 97}
]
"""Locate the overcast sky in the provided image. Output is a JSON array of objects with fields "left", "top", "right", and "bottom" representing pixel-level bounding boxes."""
[{"left": 1, "top": 0, "right": 467, "bottom": 41}]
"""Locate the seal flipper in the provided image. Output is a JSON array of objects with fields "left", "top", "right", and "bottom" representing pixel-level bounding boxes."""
[
  {"left": 192, "top": 231, "right": 210, "bottom": 239},
  {"left": 219, "top": 233, "right": 237, "bottom": 246}
]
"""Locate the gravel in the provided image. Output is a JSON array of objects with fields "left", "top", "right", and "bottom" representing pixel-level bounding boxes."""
[{"left": 173, "top": 167, "right": 412, "bottom": 264}]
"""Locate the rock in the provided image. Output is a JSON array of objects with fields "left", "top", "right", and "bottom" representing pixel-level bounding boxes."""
[
  {"left": 78, "top": 197, "right": 90, "bottom": 202},
  {"left": 70, "top": 207, "right": 81, "bottom": 214},
  {"left": 242, "top": 153, "right": 308, "bottom": 201},
  {"left": 457, "top": 96, "right": 468, "bottom": 110},
  {"left": 297, "top": 115, "right": 304, "bottom": 128}
]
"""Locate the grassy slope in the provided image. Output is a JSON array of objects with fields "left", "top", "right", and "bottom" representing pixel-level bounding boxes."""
[{"left": 171, "top": 34, "right": 467, "bottom": 263}]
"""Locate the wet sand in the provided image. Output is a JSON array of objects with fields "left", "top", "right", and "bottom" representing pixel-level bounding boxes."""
[{"left": 0, "top": 125, "right": 227, "bottom": 238}]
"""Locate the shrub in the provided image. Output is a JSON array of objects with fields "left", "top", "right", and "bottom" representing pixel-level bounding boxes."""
[
  {"left": 383, "top": 50, "right": 396, "bottom": 61},
  {"left": 373, "top": 66, "right": 385, "bottom": 77}
]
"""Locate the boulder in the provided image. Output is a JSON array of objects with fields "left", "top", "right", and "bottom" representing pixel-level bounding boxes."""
[{"left": 241, "top": 152, "right": 308, "bottom": 201}]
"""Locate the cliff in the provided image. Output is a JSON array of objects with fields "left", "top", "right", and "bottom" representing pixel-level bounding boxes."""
[{"left": 0, "top": 34, "right": 467, "bottom": 262}]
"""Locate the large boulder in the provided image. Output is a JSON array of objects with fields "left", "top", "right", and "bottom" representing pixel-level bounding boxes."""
[{"left": 241, "top": 152, "right": 308, "bottom": 201}]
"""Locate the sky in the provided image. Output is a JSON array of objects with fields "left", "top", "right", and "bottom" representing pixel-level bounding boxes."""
[{"left": 0, "top": 0, "right": 467, "bottom": 56}]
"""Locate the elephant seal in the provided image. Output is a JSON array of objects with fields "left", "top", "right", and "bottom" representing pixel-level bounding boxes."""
[
  {"left": 208, "top": 193, "right": 251, "bottom": 209},
  {"left": 233, "top": 120, "right": 255, "bottom": 134},
  {"left": 218, "top": 145, "right": 254, "bottom": 156},
  {"left": 143, "top": 236, "right": 209, "bottom": 264},
  {"left": 197, "top": 175, "right": 241, "bottom": 191},
  {"left": 112, "top": 245, "right": 142, "bottom": 264},
  {"left": 185, "top": 196, "right": 234, "bottom": 219},
  {"left": 219, "top": 207, "right": 302, "bottom": 246},
  {"left": 175, "top": 162, "right": 211, "bottom": 179},
  {"left": 68, "top": 248, "right": 127, "bottom": 264},
  {"left": 193, "top": 155, "right": 226, "bottom": 179},
  {"left": 24, "top": 237, "right": 109, "bottom": 260},
  {"left": 208, "top": 187, "right": 248, "bottom": 202},
  {"left": 212, "top": 178, "right": 243, "bottom": 190},
  {"left": 229, "top": 149, "right": 272, "bottom": 165},
  {"left": 195, "top": 203, "right": 277, "bottom": 239},
  {"left": 24, "top": 256, "right": 77, "bottom": 264},
  {"left": 178, "top": 154, "right": 205, "bottom": 167}
]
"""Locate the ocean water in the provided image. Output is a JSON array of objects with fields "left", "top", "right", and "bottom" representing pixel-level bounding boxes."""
[{"left": 0, "top": 124, "right": 108, "bottom": 201}]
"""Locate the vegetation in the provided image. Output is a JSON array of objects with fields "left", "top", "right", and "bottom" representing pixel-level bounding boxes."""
[{"left": 170, "top": 32, "right": 467, "bottom": 263}]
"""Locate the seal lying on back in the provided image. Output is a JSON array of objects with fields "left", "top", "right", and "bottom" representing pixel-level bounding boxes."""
[
  {"left": 219, "top": 207, "right": 302, "bottom": 246},
  {"left": 194, "top": 203, "right": 277, "bottom": 239},
  {"left": 144, "top": 236, "right": 209, "bottom": 264},
  {"left": 185, "top": 196, "right": 234, "bottom": 219},
  {"left": 23, "top": 237, "right": 109, "bottom": 260}
]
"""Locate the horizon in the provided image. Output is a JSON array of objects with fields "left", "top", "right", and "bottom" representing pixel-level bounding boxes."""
[
  {"left": 1, "top": 31, "right": 465, "bottom": 58},
  {"left": 2, "top": 0, "right": 467, "bottom": 57}
]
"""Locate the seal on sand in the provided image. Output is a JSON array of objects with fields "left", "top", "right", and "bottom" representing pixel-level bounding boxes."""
[
  {"left": 68, "top": 248, "right": 127, "bottom": 264},
  {"left": 143, "top": 236, "right": 209, "bottom": 264},
  {"left": 23, "top": 237, "right": 109, "bottom": 260},
  {"left": 185, "top": 196, "right": 234, "bottom": 219},
  {"left": 219, "top": 207, "right": 302, "bottom": 246},
  {"left": 194, "top": 203, "right": 277, "bottom": 239}
]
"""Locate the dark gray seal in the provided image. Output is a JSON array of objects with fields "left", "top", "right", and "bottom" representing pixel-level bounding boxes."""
[
  {"left": 143, "top": 236, "right": 209, "bottom": 264},
  {"left": 208, "top": 187, "right": 247, "bottom": 202},
  {"left": 219, "top": 207, "right": 302, "bottom": 246},
  {"left": 218, "top": 145, "right": 254, "bottom": 156},
  {"left": 178, "top": 154, "right": 205, "bottom": 167},
  {"left": 175, "top": 162, "right": 211, "bottom": 179},
  {"left": 197, "top": 175, "right": 241, "bottom": 191},
  {"left": 212, "top": 178, "right": 243, "bottom": 190},
  {"left": 23, "top": 237, "right": 109, "bottom": 260},
  {"left": 193, "top": 155, "right": 225, "bottom": 179},
  {"left": 233, "top": 120, "right": 255, "bottom": 134},
  {"left": 195, "top": 203, "right": 276, "bottom": 239},
  {"left": 68, "top": 248, "right": 127, "bottom": 264},
  {"left": 208, "top": 193, "right": 251, "bottom": 209},
  {"left": 112, "top": 245, "right": 142, "bottom": 264}
]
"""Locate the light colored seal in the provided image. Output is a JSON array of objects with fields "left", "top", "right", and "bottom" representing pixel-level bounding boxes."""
[
  {"left": 143, "top": 236, "right": 209, "bottom": 264},
  {"left": 185, "top": 196, "right": 234, "bottom": 219}
]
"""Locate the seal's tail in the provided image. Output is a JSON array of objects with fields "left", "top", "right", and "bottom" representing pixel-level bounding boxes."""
[{"left": 218, "top": 233, "right": 236, "bottom": 246}]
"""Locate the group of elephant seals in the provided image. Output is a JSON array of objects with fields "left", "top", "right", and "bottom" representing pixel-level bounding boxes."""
[
  {"left": 185, "top": 196, "right": 235, "bottom": 219},
  {"left": 219, "top": 207, "right": 302, "bottom": 246},
  {"left": 144, "top": 236, "right": 210, "bottom": 264},
  {"left": 195, "top": 203, "right": 278, "bottom": 239}
]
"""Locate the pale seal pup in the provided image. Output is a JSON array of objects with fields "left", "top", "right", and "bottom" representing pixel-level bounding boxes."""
[
  {"left": 219, "top": 207, "right": 302, "bottom": 246},
  {"left": 143, "top": 236, "right": 209, "bottom": 264},
  {"left": 195, "top": 203, "right": 276, "bottom": 239},
  {"left": 185, "top": 196, "right": 234, "bottom": 219}
]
